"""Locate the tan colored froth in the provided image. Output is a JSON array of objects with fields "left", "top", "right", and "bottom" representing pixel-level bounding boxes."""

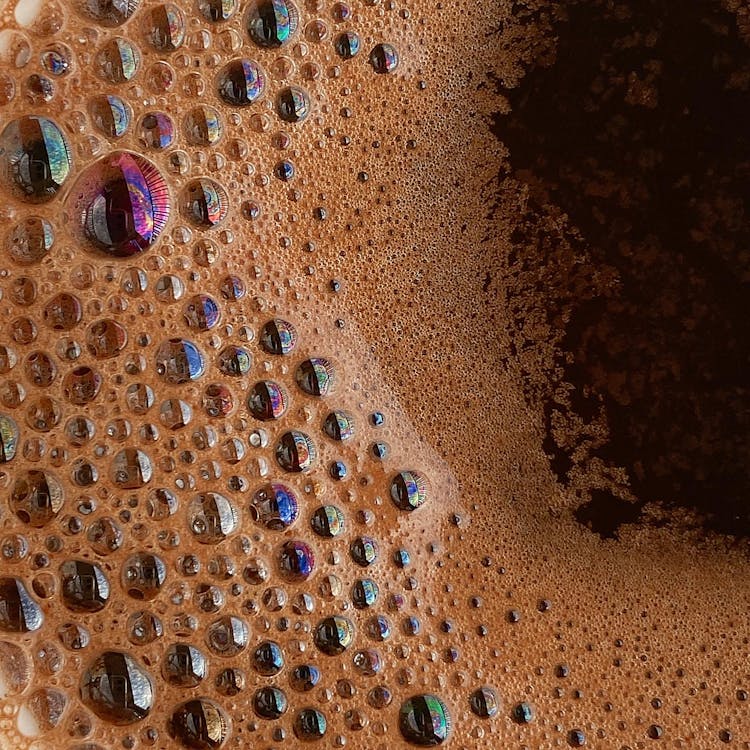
[{"left": 0, "top": 0, "right": 748, "bottom": 748}]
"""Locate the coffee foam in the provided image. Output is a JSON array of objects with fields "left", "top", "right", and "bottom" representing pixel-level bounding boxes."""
[{"left": 0, "top": 0, "right": 748, "bottom": 748}]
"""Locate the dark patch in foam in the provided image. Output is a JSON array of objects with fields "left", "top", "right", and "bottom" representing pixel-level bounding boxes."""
[{"left": 495, "top": 0, "right": 750, "bottom": 538}]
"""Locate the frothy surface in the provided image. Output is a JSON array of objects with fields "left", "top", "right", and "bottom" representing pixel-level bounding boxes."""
[{"left": 0, "top": 0, "right": 748, "bottom": 748}]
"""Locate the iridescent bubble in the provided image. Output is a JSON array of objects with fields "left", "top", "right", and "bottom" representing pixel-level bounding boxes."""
[
  {"left": 183, "top": 294, "right": 221, "bottom": 331},
  {"left": 139, "top": 112, "right": 175, "bottom": 150},
  {"left": 111, "top": 448, "right": 153, "bottom": 488},
  {"left": 162, "top": 643, "right": 207, "bottom": 687},
  {"left": 390, "top": 470, "right": 428, "bottom": 512},
  {"left": 352, "top": 578, "right": 378, "bottom": 609},
  {"left": 11, "top": 469, "right": 64, "bottom": 527},
  {"left": 206, "top": 615, "right": 249, "bottom": 656},
  {"left": 252, "top": 640, "right": 284, "bottom": 676},
  {"left": 181, "top": 178, "right": 229, "bottom": 227},
  {"left": 278, "top": 540, "right": 314, "bottom": 581},
  {"left": 97, "top": 38, "right": 140, "bottom": 83},
  {"left": 217, "top": 59, "right": 265, "bottom": 106},
  {"left": 513, "top": 702, "right": 534, "bottom": 723},
  {"left": 250, "top": 483, "right": 298, "bottom": 530},
  {"left": 7, "top": 217, "right": 54, "bottom": 264},
  {"left": 0, "top": 415, "right": 19, "bottom": 462},
  {"left": 248, "top": 380, "right": 287, "bottom": 421},
  {"left": 220, "top": 275, "right": 246, "bottom": 300},
  {"left": 69, "top": 151, "right": 170, "bottom": 257},
  {"left": 86, "top": 319, "right": 128, "bottom": 358},
  {"left": 399, "top": 695, "right": 451, "bottom": 746},
  {"left": 44, "top": 292, "right": 82, "bottom": 330},
  {"left": 0, "top": 577, "right": 43, "bottom": 632},
  {"left": 335, "top": 31, "right": 360, "bottom": 59},
  {"left": 322, "top": 410, "right": 354, "bottom": 441},
  {"left": 310, "top": 505, "right": 345, "bottom": 538},
  {"left": 296, "top": 357, "right": 335, "bottom": 396},
  {"left": 169, "top": 699, "right": 229, "bottom": 749},
  {"left": 246, "top": 0, "right": 299, "bottom": 48},
  {"left": 274, "top": 159, "right": 295, "bottom": 181},
  {"left": 203, "top": 383, "right": 234, "bottom": 417},
  {"left": 369, "top": 43, "right": 399, "bottom": 73},
  {"left": 58, "top": 622, "right": 90, "bottom": 650},
  {"left": 198, "top": 0, "right": 237, "bottom": 21},
  {"left": 77, "top": 0, "right": 140, "bottom": 26},
  {"left": 155, "top": 338, "right": 204, "bottom": 383},
  {"left": 218, "top": 345, "right": 252, "bottom": 377},
  {"left": 350, "top": 536, "right": 378, "bottom": 567},
  {"left": 59, "top": 559, "right": 110, "bottom": 613},
  {"left": 89, "top": 96, "right": 131, "bottom": 144},
  {"left": 276, "top": 430, "right": 316, "bottom": 472},
  {"left": 188, "top": 492, "right": 238, "bottom": 544},
  {"left": 260, "top": 318, "right": 298, "bottom": 355},
  {"left": 469, "top": 686, "right": 499, "bottom": 718},
  {"left": 80, "top": 651, "right": 154, "bottom": 725},
  {"left": 63, "top": 366, "right": 102, "bottom": 404},
  {"left": 185, "top": 105, "right": 223, "bottom": 146},
  {"left": 277, "top": 85, "right": 310, "bottom": 123},
  {"left": 0, "top": 116, "right": 72, "bottom": 202},
  {"left": 294, "top": 708, "right": 327, "bottom": 741},
  {"left": 367, "top": 614, "right": 391, "bottom": 641},
  {"left": 254, "top": 686, "right": 287, "bottom": 719},
  {"left": 41, "top": 44, "right": 72, "bottom": 76},
  {"left": 122, "top": 553, "right": 167, "bottom": 600},
  {"left": 146, "top": 4, "right": 186, "bottom": 51},
  {"left": 314, "top": 615, "right": 354, "bottom": 655}
]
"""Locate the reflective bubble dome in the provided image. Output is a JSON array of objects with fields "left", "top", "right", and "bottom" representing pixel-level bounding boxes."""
[
  {"left": 185, "top": 105, "right": 223, "bottom": 146},
  {"left": 469, "top": 686, "right": 499, "bottom": 718},
  {"left": 218, "top": 59, "right": 265, "bottom": 106},
  {"left": 278, "top": 540, "right": 315, "bottom": 581},
  {"left": 89, "top": 94, "right": 131, "bottom": 138},
  {"left": 76, "top": 0, "right": 140, "bottom": 26},
  {"left": 68, "top": 151, "right": 170, "bottom": 257},
  {"left": 155, "top": 338, "right": 205, "bottom": 383},
  {"left": 310, "top": 505, "right": 345, "bottom": 538},
  {"left": 80, "top": 651, "right": 154, "bottom": 725},
  {"left": 250, "top": 482, "right": 299, "bottom": 530},
  {"left": 188, "top": 492, "right": 238, "bottom": 544},
  {"left": 260, "top": 318, "right": 298, "bottom": 355},
  {"left": 314, "top": 615, "right": 354, "bottom": 655},
  {"left": 206, "top": 615, "right": 249, "bottom": 656},
  {"left": 198, "top": 0, "right": 237, "bottom": 22},
  {"left": 294, "top": 707, "right": 327, "bottom": 741},
  {"left": 218, "top": 345, "right": 253, "bottom": 377},
  {"left": 146, "top": 3, "right": 186, "bottom": 51},
  {"left": 12, "top": 469, "right": 64, "bottom": 527},
  {"left": 398, "top": 694, "right": 451, "bottom": 746},
  {"left": 181, "top": 177, "right": 229, "bottom": 227},
  {"left": 59, "top": 559, "right": 110, "bottom": 612},
  {"left": 121, "top": 552, "right": 167, "bottom": 600},
  {"left": 246, "top": 0, "right": 299, "bottom": 48},
  {"left": 0, "top": 577, "right": 43, "bottom": 632},
  {"left": 162, "top": 643, "right": 208, "bottom": 687},
  {"left": 390, "top": 470, "right": 428, "bottom": 511},
  {"left": 184, "top": 294, "right": 221, "bottom": 330},
  {"left": 139, "top": 112, "right": 175, "bottom": 150},
  {"left": 252, "top": 640, "right": 284, "bottom": 675},
  {"left": 169, "top": 698, "right": 229, "bottom": 748},
  {"left": 7, "top": 216, "right": 55, "bottom": 264},
  {"left": 0, "top": 414, "right": 19, "bottom": 462},
  {"left": 322, "top": 410, "right": 354, "bottom": 441},
  {"left": 277, "top": 85, "right": 310, "bottom": 123},
  {"left": 370, "top": 42, "right": 399, "bottom": 73},
  {"left": 296, "top": 357, "right": 335, "bottom": 396},
  {"left": 254, "top": 686, "right": 288, "bottom": 719},
  {"left": 335, "top": 31, "right": 360, "bottom": 59},
  {"left": 276, "top": 430, "right": 316, "bottom": 472},
  {"left": 0, "top": 116, "right": 72, "bottom": 203},
  {"left": 248, "top": 380, "right": 287, "bottom": 421},
  {"left": 97, "top": 37, "right": 140, "bottom": 83}
]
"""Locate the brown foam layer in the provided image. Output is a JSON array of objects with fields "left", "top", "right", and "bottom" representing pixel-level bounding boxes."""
[{"left": 0, "top": 0, "right": 748, "bottom": 748}]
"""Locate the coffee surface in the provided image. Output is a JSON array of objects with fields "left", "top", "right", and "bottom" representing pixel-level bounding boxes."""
[{"left": 0, "top": 0, "right": 748, "bottom": 748}]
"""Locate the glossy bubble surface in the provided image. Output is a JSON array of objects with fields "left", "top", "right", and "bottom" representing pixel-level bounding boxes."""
[
  {"left": 68, "top": 151, "right": 170, "bottom": 258},
  {"left": 0, "top": 116, "right": 71, "bottom": 203}
]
